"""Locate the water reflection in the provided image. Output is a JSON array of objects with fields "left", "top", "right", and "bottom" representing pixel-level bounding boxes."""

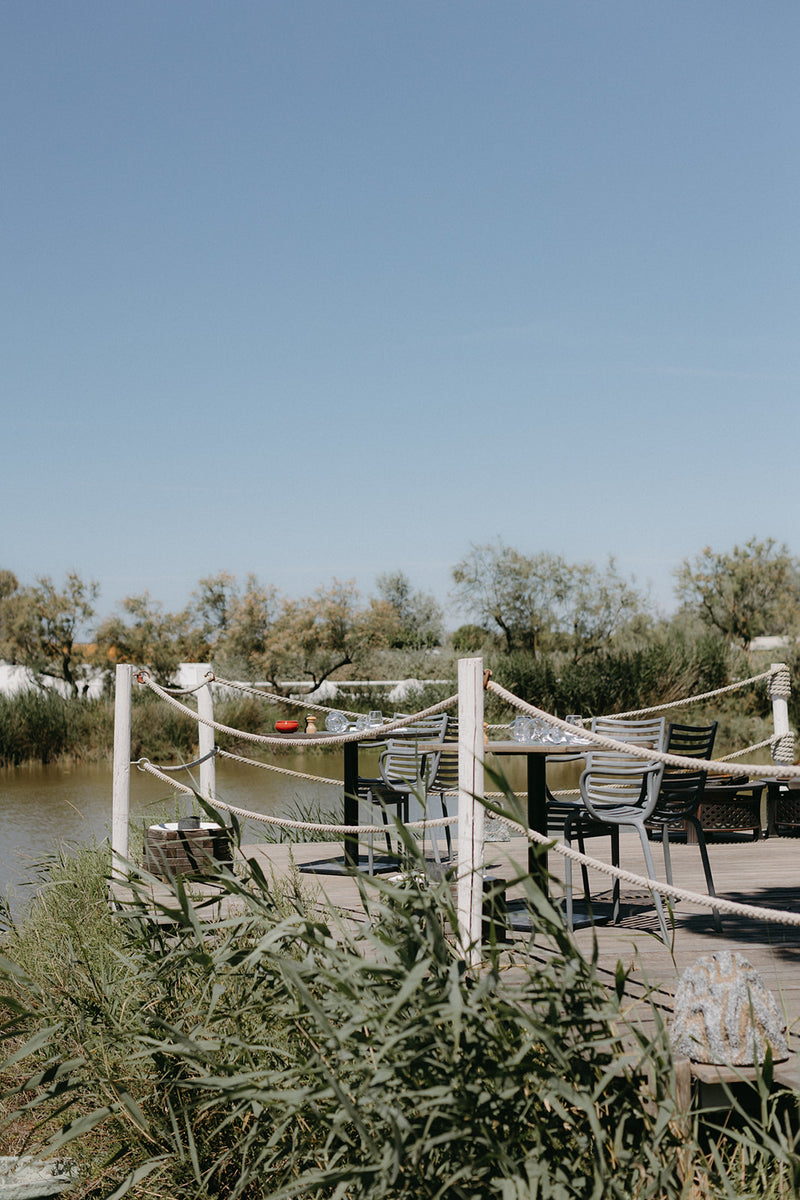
[{"left": 0, "top": 750, "right": 580, "bottom": 910}]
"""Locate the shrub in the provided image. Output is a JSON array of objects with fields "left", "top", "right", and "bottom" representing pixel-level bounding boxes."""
[
  {"left": 2, "top": 816, "right": 800, "bottom": 1197},
  {"left": 0, "top": 817, "right": 688, "bottom": 1199}
]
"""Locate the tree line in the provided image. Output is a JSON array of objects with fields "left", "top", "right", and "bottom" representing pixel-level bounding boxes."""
[{"left": 1, "top": 537, "right": 798, "bottom": 697}]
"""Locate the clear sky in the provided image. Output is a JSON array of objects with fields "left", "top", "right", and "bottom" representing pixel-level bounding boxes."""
[{"left": 3, "top": 1, "right": 798, "bottom": 629}]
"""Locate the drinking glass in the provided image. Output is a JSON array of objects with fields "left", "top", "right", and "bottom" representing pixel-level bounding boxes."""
[
  {"left": 325, "top": 710, "right": 349, "bottom": 734},
  {"left": 368, "top": 710, "right": 384, "bottom": 728},
  {"left": 511, "top": 716, "right": 533, "bottom": 743}
]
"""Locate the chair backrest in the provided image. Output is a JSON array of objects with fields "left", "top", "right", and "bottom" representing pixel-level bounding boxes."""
[
  {"left": 586, "top": 716, "right": 666, "bottom": 769},
  {"left": 379, "top": 714, "right": 447, "bottom": 791},
  {"left": 430, "top": 748, "right": 459, "bottom": 795},
  {"left": 665, "top": 721, "right": 717, "bottom": 762},
  {"left": 580, "top": 716, "right": 666, "bottom": 819},
  {"left": 654, "top": 721, "right": 718, "bottom": 822}
]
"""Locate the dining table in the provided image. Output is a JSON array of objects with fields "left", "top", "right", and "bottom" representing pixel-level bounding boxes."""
[
  {"left": 281, "top": 726, "right": 438, "bottom": 875},
  {"left": 422, "top": 739, "right": 586, "bottom": 894}
]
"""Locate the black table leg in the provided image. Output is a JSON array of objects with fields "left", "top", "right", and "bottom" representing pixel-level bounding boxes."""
[
  {"left": 527, "top": 754, "right": 549, "bottom": 896},
  {"left": 343, "top": 740, "right": 359, "bottom": 869}
]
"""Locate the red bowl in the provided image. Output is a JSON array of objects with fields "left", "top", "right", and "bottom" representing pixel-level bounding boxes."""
[{"left": 275, "top": 720, "right": 299, "bottom": 733}]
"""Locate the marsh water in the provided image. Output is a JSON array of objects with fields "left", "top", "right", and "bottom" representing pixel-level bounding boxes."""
[{"left": 0, "top": 750, "right": 566, "bottom": 914}]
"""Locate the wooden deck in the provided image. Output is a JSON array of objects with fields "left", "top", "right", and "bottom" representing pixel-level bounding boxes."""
[{"left": 113, "top": 829, "right": 800, "bottom": 1090}]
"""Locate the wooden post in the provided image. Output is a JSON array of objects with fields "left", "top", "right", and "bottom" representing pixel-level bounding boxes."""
[
  {"left": 457, "top": 656, "right": 485, "bottom": 965},
  {"left": 771, "top": 662, "right": 793, "bottom": 765},
  {"left": 112, "top": 663, "right": 134, "bottom": 878},
  {"left": 195, "top": 664, "right": 216, "bottom": 800}
]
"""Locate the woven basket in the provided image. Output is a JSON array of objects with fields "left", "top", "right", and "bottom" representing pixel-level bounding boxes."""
[{"left": 144, "top": 822, "right": 232, "bottom": 879}]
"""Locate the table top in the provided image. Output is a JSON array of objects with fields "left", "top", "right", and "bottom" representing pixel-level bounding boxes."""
[
  {"left": 487, "top": 740, "right": 588, "bottom": 755},
  {"left": 424, "top": 740, "right": 586, "bottom": 756}
]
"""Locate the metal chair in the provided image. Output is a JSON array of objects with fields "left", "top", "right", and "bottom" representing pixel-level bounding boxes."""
[
  {"left": 357, "top": 713, "right": 448, "bottom": 870},
  {"left": 562, "top": 717, "right": 668, "bottom": 941},
  {"left": 646, "top": 721, "right": 721, "bottom": 931},
  {"left": 427, "top": 745, "right": 459, "bottom": 862}
]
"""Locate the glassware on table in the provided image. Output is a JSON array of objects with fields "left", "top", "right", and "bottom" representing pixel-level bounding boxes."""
[
  {"left": 355, "top": 713, "right": 371, "bottom": 731},
  {"left": 564, "top": 714, "right": 589, "bottom": 744},
  {"left": 325, "top": 710, "right": 349, "bottom": 734},
  {"left": 368, "top": 710, "right": 384, "bottom": 728},
  {"left": 511, "top": 715, "right": 534, "bottom": 743}
]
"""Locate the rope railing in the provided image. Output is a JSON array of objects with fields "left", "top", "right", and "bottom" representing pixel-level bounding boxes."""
[
  {"left": 212, "top": 675, "right": 364, "bottom": 719},
  {"left": 485, "top": 665, "right": 785, "bottom": 740},
  {"left": 116, "top": 660, "right": 800, "bottom": 949},
  {"left": 498, "top": 811, "right": 800, "bottom": 930},
  {"left": 135, "top": 671, "right": 457, "bottom": 748},
  {"left": 135, "top": 758, "right": 455, "bottom": 835},
  {"left": 134, "top": 757, "right": 800, "bottom": 931},
  {"left": 140, "top": 746, "right": 220, "bottom": 773},
  {"left": 217, "top": 747, "right": 341, "bottom": 786},
  {"left": 485, "top": 679, "right": 800, "bottom": 780},
  {"left": 603, "top": 665, "right": 782, "bottom": 719}
]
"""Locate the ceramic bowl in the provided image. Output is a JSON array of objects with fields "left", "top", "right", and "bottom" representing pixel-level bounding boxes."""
[{"left": 275, "top": 720, "right": 299, "bottom": 733}]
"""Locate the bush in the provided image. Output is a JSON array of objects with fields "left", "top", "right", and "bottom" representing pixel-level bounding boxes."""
[{"left": 2, "top": 817, "right": 800, "bottom": 1197}]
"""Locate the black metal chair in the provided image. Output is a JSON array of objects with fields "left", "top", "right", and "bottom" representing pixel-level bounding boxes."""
[
  {"left": 646, "top": 721, "right": 721, "bottom": 931},
  {"left": 357, "top": 713, "right": 448, "bottom": 869}
]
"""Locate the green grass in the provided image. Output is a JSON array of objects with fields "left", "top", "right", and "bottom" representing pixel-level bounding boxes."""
[{"left": 2, "top": 812, "right": 800, "bottom": 1198}]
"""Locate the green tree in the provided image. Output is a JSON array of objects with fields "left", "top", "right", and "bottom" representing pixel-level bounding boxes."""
[
  {"left": 451, "top": 541, "right": 571, "bottom": 655},
  {"left": 565, "top": 558, "right": 643, "bottom": 662},
  {"left": 451, "top": 541, "right": 641, "bottom": 659},
  {"left": 192, "top": 571, "right": 282, "bottom": 676},
  {"left": 0, "top": 572, "right": 99, "bottom": 696},
  {"left": 373, "top": 570, "right": 444, "bottom": 649},
  {"left": 257, "top": 579, "right": 393, "bottom": 692},
  {"left": 95, "top": 592, "right": 204, "bottom": 685},
  {"left": 673, "top": 537, "right": 800, "bottom": 648}
]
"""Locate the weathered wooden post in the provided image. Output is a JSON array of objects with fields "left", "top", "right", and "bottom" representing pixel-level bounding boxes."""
[
  {"left": 770, "top": 662, "right": 794, "bottom": 765},
  {"left": 457, "top": 656, "right": 485, "bottom": 965},
  {"left": 195, "top": 664, "right": 216, "bottom": 800},
  {"left": 112, "top": 662, "right": 134, "bottom": 877}
]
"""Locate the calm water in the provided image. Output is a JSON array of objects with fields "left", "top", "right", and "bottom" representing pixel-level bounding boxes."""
[
  {"left": 0, "top": 749, "right": 350, "bottom": 910},
  {"left": 0, "top": 750, "right": 560, "bottom": 912}
]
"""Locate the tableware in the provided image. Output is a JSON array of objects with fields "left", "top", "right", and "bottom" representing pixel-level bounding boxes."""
[
  {"left": 275, "top": 720, "right": 299, "bottom": 733},
  {"left": 368, "top": 710, "right": 384, "bottom": 727},
  {"left": 564, "top": 714, "right": 590, "bottom": 744},
  {"left": 511, "top": 716, "right": 534, "bottom": 743},
  {"left": 325, "top": 710, "right": 349, "bottom": 734}
]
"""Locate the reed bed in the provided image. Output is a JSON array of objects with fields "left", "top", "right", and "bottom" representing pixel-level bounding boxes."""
[{"left": 2, "top": 816, "right": 800, "bottom": 1198}]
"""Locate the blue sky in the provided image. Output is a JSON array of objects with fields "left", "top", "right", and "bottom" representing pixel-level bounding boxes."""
[{"left": 3, "top": 1, "right": 798, "bottom": 629}]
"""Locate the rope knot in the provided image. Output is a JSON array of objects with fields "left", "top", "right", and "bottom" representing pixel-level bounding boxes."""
[
  {"left": 773, "top": 731, "right": 796, "bottom": 765},
  {"left": 768, "top": 664, "right": 792, "bottom": 699}
]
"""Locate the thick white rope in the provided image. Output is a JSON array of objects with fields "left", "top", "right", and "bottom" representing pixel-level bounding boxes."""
[
  {"left": 140, "top": 747, "right": 220, "bottom": 773},
  {"left": 498, "top": 813, "right": 800, "bottom": 930},
  {"left": 150, "top": 671, "right": 216, "bottom": 696},
  {"left": 136, "top": 671, "right": 457, "bottom": 747},
  {"left": 489, "top": 662, "right": 782, "bottom": 724},
  {"left": 212, "top": 675, "right": 363, "bottom": 719},
  {"left": 135, "top": 758, "right": 800, "bottom": 929},
  {"left": 135, "top": 758, "right": 455, "bottom": 833},
  {"left": 486, "top": 680, "right": 800, "bottom": 780},
  {"left": 218, "top": 746, "right": 341, "bottom": 785},
  {"left": 601, "top": 666, "right": 782, "bottom": 719}
]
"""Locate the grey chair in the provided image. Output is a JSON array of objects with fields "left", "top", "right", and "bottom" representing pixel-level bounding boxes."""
[
  {"left": 562, "top": 717, "right": 668, "bottom": 941},
  {"left": 357, "top": 713, "right": 448, "bottom": 870}
]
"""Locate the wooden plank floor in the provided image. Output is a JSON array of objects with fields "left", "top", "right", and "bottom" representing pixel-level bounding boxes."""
[{"left": 113, "top": 831, "right": 800, "bottom": 1087}]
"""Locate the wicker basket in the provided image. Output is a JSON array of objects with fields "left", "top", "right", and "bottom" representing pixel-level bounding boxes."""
[{"left": 144, "top": 821, "right": 233, "bottom": 879}]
